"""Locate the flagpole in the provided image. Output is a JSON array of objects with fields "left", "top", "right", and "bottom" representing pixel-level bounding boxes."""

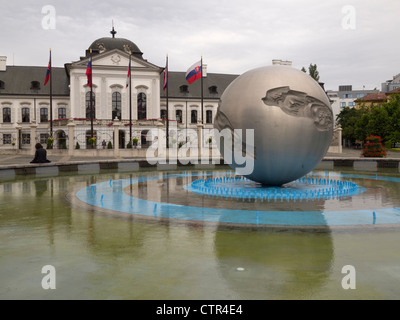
[
  {"left": 90, "top": 49, "right": 94, "bottom": 142},
  {"left": 201, "top": 56, "right": 204, "bottom": 124},
  {"left": 129, "top": 51, "right": 132, "bottom": 145},
  {"left": 166, "top": 54, "right": 169, "bottom": 149},
  {"left": 49, "top": 48, "right": 53, "bottom": 138}
]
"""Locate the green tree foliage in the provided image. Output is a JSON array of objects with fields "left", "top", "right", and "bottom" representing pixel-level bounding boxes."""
[
  {"left": 301, "top": 64, "right": 320, "bottom": 82},
  {"left": 337, "top": 94, "right": 400, "bottom": 146},
  {"left": 308, "top": 64, "right": 320, "bottom": 82}
]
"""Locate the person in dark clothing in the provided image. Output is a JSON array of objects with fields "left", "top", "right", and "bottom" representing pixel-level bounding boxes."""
[{"left": 30, "top": 143, "right": 51, "bottom": 164}]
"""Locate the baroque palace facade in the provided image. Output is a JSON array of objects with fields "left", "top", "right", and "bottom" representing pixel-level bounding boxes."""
[{"left": 0, "top": 30, "right": 238, "bottom": 151}]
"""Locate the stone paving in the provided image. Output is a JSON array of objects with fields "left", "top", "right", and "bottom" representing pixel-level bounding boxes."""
[{"left": 0, "top": 148, "right": 399, "bottom": 167}]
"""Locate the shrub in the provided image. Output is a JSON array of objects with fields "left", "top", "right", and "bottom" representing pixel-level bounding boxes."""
[
  {"left": 76, "top": 142, "right": 80, "bottom": 150},
  {"left": 362, "top": 136, "right": 387, "bottom": 158},
  {"left": 107, "top": 141, "right": 113, "bottom": 149}
]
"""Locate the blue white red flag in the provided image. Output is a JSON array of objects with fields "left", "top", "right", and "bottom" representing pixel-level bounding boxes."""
[
  {"left": 163, "top": 57, "right": 168, "bottom": 91},
  {"left": 126, "top": 58, "right": 131, "bottom": 88},
  {"left": 186, "top": 60, "right": 202, "bottom": 84},
  {"left": 44, "top": 51, "right": 51, "bottom": 86},
  {"left": 86, "top": 57, "right": 92, "bottom": 87}
]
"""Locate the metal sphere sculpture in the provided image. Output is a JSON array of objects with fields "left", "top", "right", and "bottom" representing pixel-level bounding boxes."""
[{"left": 214, "top": 66, "right": 334, "bottom": 186}]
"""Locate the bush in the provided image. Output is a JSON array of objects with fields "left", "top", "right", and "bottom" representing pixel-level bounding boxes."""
[
  {"left": 385, "top": 141, "right": 393, "bottom": 149},
  {"left": 107, "top": 141, "right": 113, "bottom": 149},
  {"left": 75, "top": 142, "right": 80, "bottom": 150},
  {"left": 127, "top": 142, "right": 132, "bottom": 149},
  {"left": 362, "top": 136, "right": 387, "bottom": 158}
]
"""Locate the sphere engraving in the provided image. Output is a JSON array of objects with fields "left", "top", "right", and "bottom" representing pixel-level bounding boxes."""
[{"left": 214, "top": 66, "right": 333, "bottom": 186}]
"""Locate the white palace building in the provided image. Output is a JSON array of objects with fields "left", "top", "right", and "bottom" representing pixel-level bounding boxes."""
[{"left": 0, "top": 28, "right": 238, "bottom": 154}]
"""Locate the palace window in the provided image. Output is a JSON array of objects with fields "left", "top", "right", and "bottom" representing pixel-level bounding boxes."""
[
  {"left": 180, "top": 85, "right": 189, "bottom": 94},
  {"left": 3, "top": 107, "right": 11, "bottom": 123},
  {"left": 22, "top": 134, "right": 31, "bottom": 145},
  {"left": 30, "top": 81, "right": 40, "bottom": 90},
  {"left": 206, "top": 110, "right": 213, "bottom": 124},
  {"left": 40, "top": 134, "right": 49, "bottom": 145},
  {"left": 3, "top": 134, "right": 11, "bottom": 145},
  {"left": 176, "top": 110, "right": 183, "bottom": 123},
  {"left": 58, "top": 108, "right": 67, "bottom": 119},
  {"left": 137, "top": 93, "right": 147, "bottom": 120},
  {"left": 86, "top": 92, "right": 96, "bottom": 119},
  {"left": 209, "top": 86, "right": 218, "bottom": 94},
  {"left": 22, "top": 108, "right": 30, "bottom": 123},
  {"left": 112, "top": 92, "right": 122, "bottom": 120},
  {"left": 191, "top": 110, "right": 198, "bottom": 124},
  {"left": 161, "top": 109, "right": 167, "bottom": 120},
  {"left": 40, "top": 108, "right": 49, "bottom": 123}
]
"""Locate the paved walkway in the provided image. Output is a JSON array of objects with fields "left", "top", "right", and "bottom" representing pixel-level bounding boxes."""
[{"left": 0, "top": 148, "right": 399, "bottom": 167}]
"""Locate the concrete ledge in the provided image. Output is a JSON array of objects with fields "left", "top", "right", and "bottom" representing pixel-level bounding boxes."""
[
  {"left": 1, "top": 157, "right": 400, "bottom": 181},
  {"left": 354, "top": 160, "right": 378, "bottom": 172},
  {"left": 36, "top": 166, "right": 59, "bottom": 177},
  {"left": 78, "top": 164, "right": 100, "bottom": 174},
  {"left": 0, "top": 169, "right": 16, "bottom": 181},
  {"left": 118, "top": 162, "right": 140, "bottom": 173},
  {"left": 315, "top": 160, "right": 334, "bottom": 170}
]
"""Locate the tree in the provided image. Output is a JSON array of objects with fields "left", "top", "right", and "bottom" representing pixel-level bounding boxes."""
[
  {"left": 308, "top": 64, "right": 320, "bottom": 82},
  {"left": 301, "top": 64, "right": 320, "bottom": 82}
]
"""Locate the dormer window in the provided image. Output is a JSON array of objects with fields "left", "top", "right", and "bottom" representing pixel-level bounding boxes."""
[
  {"left": 180, "top": 85, "right": 189, "bottom": 94},
  {"left": 30, "top": 81, "right": 41, "bottom": 90},
  {"left": 209, "top": 86, "right": 218, "bottom": 94},
  {"left": 0, "top": 80, "right": 5, "bottom": 90}
]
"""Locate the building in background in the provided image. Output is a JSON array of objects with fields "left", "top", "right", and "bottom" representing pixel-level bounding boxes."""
[
  {"left": 0, "top": 29, "right": 238, "bottom": 151},
  {"left": 382, "top": 73, "right": 400, "bottom": 92},
  {"left": 327, "top": 85, "right": 380, "bottom": 123}
]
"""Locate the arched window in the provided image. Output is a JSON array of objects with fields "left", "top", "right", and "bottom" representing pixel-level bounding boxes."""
[
  {"left": 137, "top": 93, "right": 147, "bottom": 120},
  {"left": 112, "top": 92, "right": 122, "bottom": 120},
  {"left": 86, "top": 92, "right": 96, "bottom": 119},
  {"left": 3, "top": 107, "right": 11, "bottom": 123},
  {"left": 206, "top": 110, "right": 213, "bottom": 124},
  {"left": 22, "top": 108, "right": 30, "bottom": 123},
  {"left": 191, "top": 110, "right": 198, "bottom": 124},
  {"left": 40, "top": 108, "right": 48, "bottom": 123}
]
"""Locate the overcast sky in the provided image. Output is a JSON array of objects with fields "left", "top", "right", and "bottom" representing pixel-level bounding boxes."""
[{"left": 1, "top": 0, "right": 399, "bottom": 91}]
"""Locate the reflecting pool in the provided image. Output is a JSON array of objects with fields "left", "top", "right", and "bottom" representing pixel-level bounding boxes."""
[{"left": 1, "top": 167, "right": 400, "bottom": 300}]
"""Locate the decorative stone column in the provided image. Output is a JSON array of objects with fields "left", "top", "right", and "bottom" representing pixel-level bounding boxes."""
[
  {"left": 30, "top": 121, "right": 38, "bottom": 155},
  {"left": 67, "top": 119, "right": 76, "bottom": 156},
  {"left": 15, "top": 124, "right": 22, "bottom": 151},
  {"left": 113, "top": 119, "right": 120, "bottom": 158}
]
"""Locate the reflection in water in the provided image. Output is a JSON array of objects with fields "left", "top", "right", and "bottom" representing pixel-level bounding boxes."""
[
  {"left": 1, "top": 169, "right": 400, "bottom": 300},
  {"left": 214, "top": 229, "right": 334, "bottom": 299}
]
